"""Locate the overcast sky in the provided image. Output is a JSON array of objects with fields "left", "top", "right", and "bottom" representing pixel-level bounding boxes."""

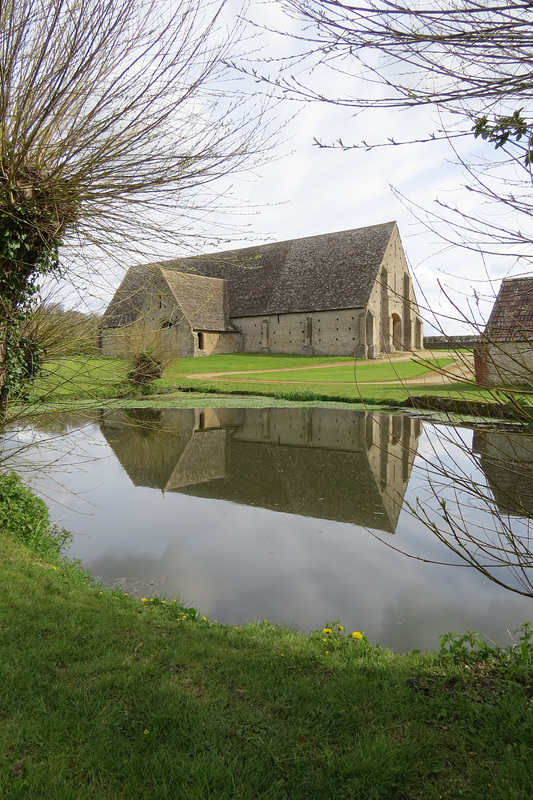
[{"left": 64, "top": 0, "right": 533, "bottom": 336}]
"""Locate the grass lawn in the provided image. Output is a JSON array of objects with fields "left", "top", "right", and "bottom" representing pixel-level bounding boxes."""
[
  {"left": 1, "top": 476, "right": 533, "bottom": 800},
  {"left": 31, "top": 357, "right": 129, "bottom": 400},
  {"left": 167, "top": 353, "right": 355, "bottom": 375},
  {"left": 205, "top": 358, "right": 454, "bottom": 384},
  {"left": 20, "top": 352, "right": 505, "bottom": 411},
  {"left": 171, "top": 376, "right": 495, "bottom": 405}
]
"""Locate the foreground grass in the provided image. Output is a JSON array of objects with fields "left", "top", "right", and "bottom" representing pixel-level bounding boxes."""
[{"left": 1, "top": 476, "right": 533, "bottom": 799}]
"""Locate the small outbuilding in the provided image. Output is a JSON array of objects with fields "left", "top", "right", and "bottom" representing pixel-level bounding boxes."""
[
  {"left": 101, "top": 221, "right": 423, "bottom": 359},
  {"left": 474, "top": 276, "right": 533, "bottom": 386}
]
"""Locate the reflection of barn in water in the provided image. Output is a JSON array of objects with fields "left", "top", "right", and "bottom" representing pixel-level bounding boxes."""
[
  {"left": 100, "top": 408, "right": 422, "bottom": 533},
  {"left": 473, "top": 430, "right": 533, "bottom": 518}
]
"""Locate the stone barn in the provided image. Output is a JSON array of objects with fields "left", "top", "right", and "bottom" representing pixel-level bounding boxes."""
[
  {"left": 101, "top": 221, "right": 423, "bottom": 358},
  {"left": 474, "top": 276, "right": 533, "bottom": 386}
]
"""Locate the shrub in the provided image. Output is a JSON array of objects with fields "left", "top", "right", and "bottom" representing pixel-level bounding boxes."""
[
  {"left": 127, "top": 350, "right": 164, "bottom": 386},
  {"left": 0, "top": 472, "right": 70, "bottom": 560}
]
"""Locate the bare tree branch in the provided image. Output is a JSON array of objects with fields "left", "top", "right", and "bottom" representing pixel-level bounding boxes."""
[{"left": 0, "top": 0, "right": 275, "bottom": 408}]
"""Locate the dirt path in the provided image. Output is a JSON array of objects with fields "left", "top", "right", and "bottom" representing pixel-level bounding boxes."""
[
  {"left": 182, "top": 352, "right": 475, "bottom": 386},
  {"left": 188, "top": 361, "right": 356, "bottom": 379}
]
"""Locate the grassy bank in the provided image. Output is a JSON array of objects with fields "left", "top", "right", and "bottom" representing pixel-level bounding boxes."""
[
  {"left": 25, "top": 353, "right": 496, "bottom": 410},
  {"left": 1, "top": 474, "right": 533, "bottom": 799}
]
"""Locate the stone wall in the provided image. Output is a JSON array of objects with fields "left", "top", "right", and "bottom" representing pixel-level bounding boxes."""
[
  {"left": 191, "top": 330, "right": 243, "bottom": 357},
  {"left": 232, "top": 308, "right": 366, "bottom": 357},
  {"left": 100, "top": 326, "right": 122, "bottom": 357},
  {"left": 425, "top": 335, "right": 480, "bottom": 350},
  {"left": 370, "top": 227, "right": 423, "bottom": 355},
  {"left": 101, "top": 317, "right": 194, "bottom": 358},
  {"left": 475, "top": 341, "right": 533, "bottom": 386}
]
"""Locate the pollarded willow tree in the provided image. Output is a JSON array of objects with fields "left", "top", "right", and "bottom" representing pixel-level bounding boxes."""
[{"left": 0, "top": 0, "right": 272, "bottom": 409}]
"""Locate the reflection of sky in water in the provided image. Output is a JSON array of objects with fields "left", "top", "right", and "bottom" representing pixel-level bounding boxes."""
[{"left": 4, "top": 408, "right": 533, "bottom": 652}]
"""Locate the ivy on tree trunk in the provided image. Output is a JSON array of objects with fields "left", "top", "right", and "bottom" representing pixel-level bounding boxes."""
[{"left": 0, "top": 204, "right": 60, "bottom": 414}]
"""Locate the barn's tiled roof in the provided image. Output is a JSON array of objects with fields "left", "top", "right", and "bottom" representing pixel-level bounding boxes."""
[
  {"left": 102, "top": 266, "right": 236, "bottom": 332},
  {"left": 159, "top": 222, "right": 396, "bottom": 317},
  {"left": 102, "top": 264, "right": 153, "bottom": 328},
  {"left": 103, "top": 223, "right": 397, "bottom": 329},
  {"left": 484, "top": 277, "right": 533, "bottom": 342},
  {"left": 162, "top": 270, "right": 236, "bottom": 332}
]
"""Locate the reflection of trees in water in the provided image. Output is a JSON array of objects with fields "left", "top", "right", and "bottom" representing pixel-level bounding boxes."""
[
  {"left": 99, "top": 407, "right": 421, "bottom": 533},
  {"left": 1, "top": 410, "right": 100, "bottom": 475},
  {"left": 403, "top": 426, "right": 533, "bottom": 599},
  {"left": 19, "top": 410, "right": 98, "bottom": 434}
]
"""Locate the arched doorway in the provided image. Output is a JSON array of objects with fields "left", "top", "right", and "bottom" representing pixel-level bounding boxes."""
[{"left": 392, "top": 314, "right": 403, "bottom": 351}]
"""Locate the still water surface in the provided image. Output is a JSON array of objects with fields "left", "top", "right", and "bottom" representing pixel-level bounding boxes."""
[{"left": 6, "top": 406, "right": 533, "bottom": 651}]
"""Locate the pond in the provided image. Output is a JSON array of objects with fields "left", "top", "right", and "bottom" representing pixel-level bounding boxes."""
[{"left": 5, "top": 406, "right": 533, "bottom": 652}]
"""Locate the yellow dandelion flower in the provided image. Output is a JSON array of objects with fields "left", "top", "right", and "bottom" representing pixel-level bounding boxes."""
[
  {"left": 144, "top": 729, "right": 149, "bottom": 735},
  {"left": 351, "top": 631, "right": 363, "bottom": 639},
  {"left": 203, "top": 616, "right": 207, "bottom": 620},
  {"left": 53, "top": 566, "right": 57, "bottom": 570},
  {"left": 161, "top": 600, "right": 166, "bottom": 604},
  {"left": 322, "top": 638, "right": 328, "bottom": 642},
  {"left": 280, "top": 653, "right": 284, "bottom": 657},
  {"left": 150, "top": 598, "right": 154, "bottom": 602},
  {"left": 338, "top": 625, "right": 344, "bottom": 631},
  {"left": 323, "top": 627, "right": 332, "bottom": 633},
  {"left": 326, "top": 650, "right": 329, "bottom": 654},
  {"left": 141, "top": 597, "right": 147, "bottom": 602}
]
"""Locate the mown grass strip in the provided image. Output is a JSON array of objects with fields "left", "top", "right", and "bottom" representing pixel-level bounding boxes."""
[
  {"left": 167, "top": 353, "right": 355, "bottom": 375},
  {"left": 208, "top": 358, "right": 454, "bottom": 384}
]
